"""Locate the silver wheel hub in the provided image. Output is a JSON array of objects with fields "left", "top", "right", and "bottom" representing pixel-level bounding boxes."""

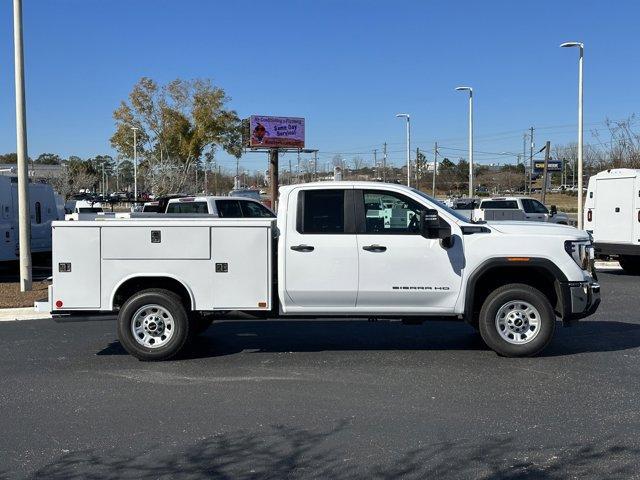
[
  {"left": 131, "top": 304, "right": 175, "bottom": 349},
  {"left": 495, "top": 300, "right": 541, "bottom": 345}
]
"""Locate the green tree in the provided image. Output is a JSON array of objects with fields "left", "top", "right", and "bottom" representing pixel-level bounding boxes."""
[
  {"left": 35, "top": 153, "right": 62, "bottom": 164},
  {"left": 0, "top": 153, "right": 18, "bottom": 163},
  {"left": 110, "top": 77, "right": 243, "bottom": 195}
]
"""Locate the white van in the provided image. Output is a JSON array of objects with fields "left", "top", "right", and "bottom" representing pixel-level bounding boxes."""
[
  {"left": 584, "top": 168, "right": 640, "bottom": 272},
  {"left": 0, "top": 175, "right": 60, "bottom": 261}
]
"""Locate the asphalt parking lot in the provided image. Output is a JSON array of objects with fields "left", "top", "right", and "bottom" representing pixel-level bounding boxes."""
[{"left": 1, "top": 269, "right": 639, "bottom": 479}]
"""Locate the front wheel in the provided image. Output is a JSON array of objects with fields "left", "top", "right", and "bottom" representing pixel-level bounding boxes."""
[
  {"left": 117, "top": 289, "right": 190, "bottom": 361},
  {"left": 478, "top": 284, "right": 555, "bottom": 357},
  {"left": 619, "top": 255, "right": 640, "bottom": 275}
]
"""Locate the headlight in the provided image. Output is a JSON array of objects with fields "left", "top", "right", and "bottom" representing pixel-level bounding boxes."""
[{"left": 564, "top": 240, "right": 594, "bottom": 271}]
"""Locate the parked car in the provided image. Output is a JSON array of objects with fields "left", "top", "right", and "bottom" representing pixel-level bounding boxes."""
[
  {"left": 40, "top": 181, "right": 600, "bottom": 360},
  {"left": 165, "top": 196, "right": 275, "bottom": 217},
  {"left": 585, "top": 168, "right": 640, "bottom": 273}
]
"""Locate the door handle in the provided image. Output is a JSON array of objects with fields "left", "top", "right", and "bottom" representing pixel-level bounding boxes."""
[
  {"left": 290, "top": 244, "right": 314, "bottom": 252},
  {"left": 362, "top": 244, "right": 387, "bottom": 252}
]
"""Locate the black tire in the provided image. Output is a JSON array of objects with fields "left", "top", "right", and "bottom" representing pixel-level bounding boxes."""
[
  {"left": 189, "top": 312, "right": 214, "bottom": 336},
  {"left": 478, "top": 283, "right": 555, "bottom": 357},
  {"left": 117, "top": 288, "right": 190, "bottom": 361},
  {"left": 619, "top": 256, "right": 640, "bottom": 275}
]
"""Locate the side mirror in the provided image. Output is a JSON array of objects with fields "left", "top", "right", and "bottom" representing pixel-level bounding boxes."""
[
  {"left": 550, "top": 205, "right": 557, "bottom": 216},
  {"left": 420, "top": 209, "right": 453, "bottom": 247}
]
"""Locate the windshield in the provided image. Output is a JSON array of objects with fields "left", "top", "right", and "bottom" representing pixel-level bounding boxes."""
[{"left": 410, "top": 189, "right": 474, "bottom": 223}]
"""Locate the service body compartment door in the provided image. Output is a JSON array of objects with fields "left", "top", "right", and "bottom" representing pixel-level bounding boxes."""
[
  {"left": 595, "top": 178, "right": 634, "bottom": 243},
  {"left": 102, "top": 226, "right": 210, "bottom": 259},
  {"left": 211, "top": 226, "right": 271, "bottom": 310},
  {"left": 52, "top": 226, "right": 101, "bottom": 309}
]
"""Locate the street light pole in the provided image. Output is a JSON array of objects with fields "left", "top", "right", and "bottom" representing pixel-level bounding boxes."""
[
  {"left": 131, "top": 127, "right": 138, "bottom": 203},
  {"left": 396, "top": 113, "right": 411, "bottom": 186},
  {"left": 455, "top": 86, "right": 474, "bottom": 198},
  {"left": 13, "top": 0, "right": 31, "bottom": 292},
  {"left": 561, "top": 41, "right": 584, "bottom": 229}
]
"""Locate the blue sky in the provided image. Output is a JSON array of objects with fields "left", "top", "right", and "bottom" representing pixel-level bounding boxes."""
[{"left": 0, "top": 0, "right": 638, "bottom": 173}]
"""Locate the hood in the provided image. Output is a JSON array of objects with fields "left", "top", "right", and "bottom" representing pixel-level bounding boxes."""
[{"left": 487, "top": 221, "right": 589, "bottom": 239}]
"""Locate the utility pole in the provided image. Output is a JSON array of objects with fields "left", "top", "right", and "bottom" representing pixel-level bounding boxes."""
[
  {"left": 433, "top": 142, "right": 438, "bottom": 197},
  {"left": 373, "top": 149, "right": 377, "bottom": 180},
  {"left": 288, "top": 158, "right": 293, "bottom": 185},
  {"left": 313, "top": 151, "right": 318, "bottom": 181},
  {"left": 383, "top": 142, "right": 387, "bottom": 182},
  {"left": 529, "top": 127, "right": 534, "bottom": 194},
  {"left": 416, "top": 147, "right": 420, "bottom": 190},
  {"left": 13, "top": 0, "right": 31, "bottom": 291},
  {"left": 541, "top": 141, "right": 551, "bottom": 204},
  {"left": 269, "top": 149, "right": 279, "bottom": 210}
]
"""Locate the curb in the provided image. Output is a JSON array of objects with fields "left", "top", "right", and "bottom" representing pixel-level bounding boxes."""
[{"left": 0, "top": 307, "right": 51, "bottom": 322}]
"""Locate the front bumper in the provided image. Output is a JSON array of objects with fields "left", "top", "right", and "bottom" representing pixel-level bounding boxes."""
[{"left": 560, "top": 280, "right": 601, "bottom": 324}]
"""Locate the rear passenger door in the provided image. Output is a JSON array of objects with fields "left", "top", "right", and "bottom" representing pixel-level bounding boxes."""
[{"left": 283, "top": 188, "right": 358, "bottom": 308}]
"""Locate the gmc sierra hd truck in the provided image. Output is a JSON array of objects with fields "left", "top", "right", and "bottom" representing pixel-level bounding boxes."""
[{"left": 37, "top": 182, "right": 600, "bottom": 360}]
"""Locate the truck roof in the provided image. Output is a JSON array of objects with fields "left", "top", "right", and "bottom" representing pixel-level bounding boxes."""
[{"left": 279, "top": 181, "right": 422, "bottom": 195}]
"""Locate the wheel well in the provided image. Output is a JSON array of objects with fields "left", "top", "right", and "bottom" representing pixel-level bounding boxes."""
[
  {"left": 112, "top": 277, "right": 192, "bottom": 310},
  {"left": 469, "top": 266, "right": 561, "bottom": 322}
]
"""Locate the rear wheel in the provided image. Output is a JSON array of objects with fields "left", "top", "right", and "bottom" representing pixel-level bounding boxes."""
[
  {"left": 478, "top": 284, "right": 555, "bottom": 357},
  {"left": 117, "top": 289, "right": 190, "bottom": 361},
  {"left": 619, "top": 255, "right": 640, "bottom": 275}
]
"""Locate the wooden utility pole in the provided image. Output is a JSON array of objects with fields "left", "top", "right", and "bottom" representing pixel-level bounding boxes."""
[
  {"left": 432, "top": 142, "right": 438, "bottom": 197},
  {"left": 269, "top": 149, "right": 279, "bottom": 210},
  {"left": 528, "top": 126, "right": 534, "bottom": 194},
  {"left": 416, "top": 147, "right": 420, "bottom": 190},
  {"left": 541, "top": 140, "right": 551, "bottom": 204}
]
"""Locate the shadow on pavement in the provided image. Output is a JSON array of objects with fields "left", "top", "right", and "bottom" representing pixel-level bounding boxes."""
[
  {"left": 27, "top": 422, "right": 640, "bottom": 479},
  {"left": 97, "top": 319, "right": 640, "bottom": 359}
]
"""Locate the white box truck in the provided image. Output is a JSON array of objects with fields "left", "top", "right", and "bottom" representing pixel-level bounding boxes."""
[
  {"left": 584, "top": 168, "right": 640, "bottom": 273},
  {"left": 38, "top": 182, "right": 600, "bottom": 360},
  {"left": 0, "top": 176, "right": 61, "bottom": 261}
]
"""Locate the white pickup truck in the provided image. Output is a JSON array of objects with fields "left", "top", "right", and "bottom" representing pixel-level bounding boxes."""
[
  {"left": 472, "top": 197, "right": 570, "bottom": 224},
  {"left": 39, "top": 182, "right": 600, "bottom": 360}
]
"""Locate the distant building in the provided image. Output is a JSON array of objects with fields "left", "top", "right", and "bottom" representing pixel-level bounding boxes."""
[{"left": 0, "top": 163, "right": 65, "bottom": 180}]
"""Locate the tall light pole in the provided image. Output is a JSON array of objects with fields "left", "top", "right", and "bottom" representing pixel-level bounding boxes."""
[
  {"left": 396, "top": 113, "right": 411, "bottom": 186},
  {"left": 455, "top": 86, "right": 474, "bottom": 198},
  {"left": 13, "top": 0, "right": 31, "bottom": 291},
  {"left": 131, "top": 127, "right": 138, "bottom": 202},
  {"left": 560, "top": 41, "right": 584, "bottom": 229}
]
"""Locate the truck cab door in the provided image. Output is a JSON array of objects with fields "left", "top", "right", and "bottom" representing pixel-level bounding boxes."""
[
  {"left": 354, "top": 189, "right": 464, "bottom": 312},
  {"left": 283, "top": 188, "right": 358, "bottom": 309}
]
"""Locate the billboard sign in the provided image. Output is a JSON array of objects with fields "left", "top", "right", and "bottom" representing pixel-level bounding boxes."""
[
  {"left": 533, "top": 160, "right": 562, "bottom": 173},
  {"left": 249, "top": 115, "right": 305, "bottom": 149}
]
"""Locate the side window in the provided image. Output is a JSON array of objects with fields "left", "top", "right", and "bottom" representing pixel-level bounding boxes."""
[
  {"left": 35, "top": 202, "right": 42, "bottom": 224},
  {"left": 240, "top": 200, "right": 275, "bottom": 218},
  {"left": 521, "top": 199, "right": 547, "bottom": 214},
  {"left": 481, "top": 200, "right": 518, "bottom": 209},
  {"left": 362, "top": 190, "right": 423, "bottom": 234},
  {"left": 300, "top": 190, "right": 345, "bottom": 234},
  {"left": 166, "top": 202, "right": 208, "bottom": 214},
  {"left": 216, "top": 200, "right": 243, "bottom": 218}
]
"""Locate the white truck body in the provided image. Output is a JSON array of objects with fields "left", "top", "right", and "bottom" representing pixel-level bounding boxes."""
[
  {"left": 41, "top": 182, "right": 600, "bottom": 359},
  {"left": 0, "top": 176, "right": 60, "bottom": 261},
  {"left": 584, "top": 169, "right": 640, "bottom": 270}
]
